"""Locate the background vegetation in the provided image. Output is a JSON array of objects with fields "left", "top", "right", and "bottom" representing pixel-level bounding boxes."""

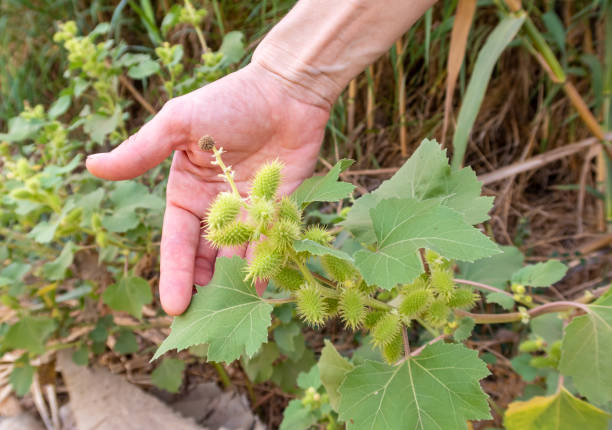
[{"left": 0, "top": 0, "right": 611, "bottom": 428}]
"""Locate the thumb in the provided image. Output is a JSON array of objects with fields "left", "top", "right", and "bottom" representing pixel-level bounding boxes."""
[{"left": 86, "top": 101, "right": 186, "bottom": 180}]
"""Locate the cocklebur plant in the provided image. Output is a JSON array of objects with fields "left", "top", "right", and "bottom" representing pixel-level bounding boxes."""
[{"left": 154, "top": 138, "right": 612, "bottom": 430}]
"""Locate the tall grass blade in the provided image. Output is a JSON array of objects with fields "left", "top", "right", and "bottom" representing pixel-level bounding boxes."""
[
  {"left": 424, "top": 8, "right": 432, "bottom": 67},
  {"left": 451, "top": 13, "right": 525, "bottom": 169},
  {"left": 442, "top": 0, "right": 477, "bottom": 144}
]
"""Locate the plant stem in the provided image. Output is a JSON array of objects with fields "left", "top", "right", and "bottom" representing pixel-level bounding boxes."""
[
  {"left": 211, "top": 361, "right": 232, "bottom": 389},
  {"left": 522, "top": 16, "right": 565, "bottom": 82},
  {"left": 394, "top": 334, "right": 447, "bottom": 365},
  {"left": 401, "top": 324, "right": 410, "bottom": 357},
  {"left": 212, "top": 146, "right": 240, "bottom": 196},
  {"left": 453, "top": 278, "right": 514, "bottom": 299},
  {"left": 264, "top": 297, "right": 295, "bottom": 305},
  {"left": 455, "top": 300, "right": 590, "bottom": 324}
]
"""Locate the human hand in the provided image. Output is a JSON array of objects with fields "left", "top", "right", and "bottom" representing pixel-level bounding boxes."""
[{"left": 86, "top": 63, "right": 330, "bottom": 315}]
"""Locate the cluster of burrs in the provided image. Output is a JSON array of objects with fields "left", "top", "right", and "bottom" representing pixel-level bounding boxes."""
[{"left": 201, "top": 137, "right": 479, "bottom": 364}]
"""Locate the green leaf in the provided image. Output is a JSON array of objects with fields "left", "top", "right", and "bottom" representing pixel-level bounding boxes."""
[
  {"left": 42, "top": 242, "right": 76, "bottom": 281},
  {"left": 101, "top": 209, "right": 140, "bottom": 232},
  {"left": 241, "top": 342, "right": 279, "bottom": 383},
  {"left": 342, "top": 140, "right": 494, "bottom": 243},
  {"left": 279, "top": 399, "right": 318, "bottom": 430},
  {"left": 72, "top": 347, "right": 89, "bottom": 366},
  {"left": 292, "top": 239, "right": 354, "bottom": 262},
  {"left": 219, "top": 31, "right": 245, "bottom": 66},
  {"left": 114, "top": 330, "right": 139, "bottom": 355},
  {"left": 10, "top": 363, "right": 35, "bottom": 396},
  {"left": 504, "top": 388, "right": 610, "bottom": 430},
  {"left": 29, "top": 219, "right": 59, "bottom": 243},
  {"left": 153, "top": 257, "right": 273, "bottom": 363},
  {"left": 297, "top": 365, "right": 321, "bottom": 390},
  {"left": 271, "top": 348, "right": 316, "bottom": 393},
  {"left": 454, "top": 316, "right": 475, "bottom": 342},
  {"left": 451, "top": 14, "right": 525, "bottom": 168},
  {"left": 560, "top": 291, "right": 612, "bottom": 405},
  {"left": 291, "top": 159, "right": 355, "bottom": 208},
  {"left": 151, "top": 358, "right": 185, "bottom": 393},
  {"left": 337, "top": 342, "right": 490, "bottom": 429},
  {"left": 542, "top": 11, "right": 566, "bottom": 54},
  {"left": 486, "top": 291, "right": 515, "bottom": 310},
  {"left": 3, "top": 316, "right": 57, "bottom": 355},
  {"left": 83, "top": 105, "right": 122, "bottom": 144},
  {"left": 48, "top": 95, "right": 71, "bottom": 119},
  {"left": 102, "top": 276, "right": 152, "bottom": 319},
  {"left": 110, "top": 181, "right": 164, "bottom": 211},
  {"left": 511, "top": 260, "right": 568, "bottom": 287},
  {"left": 273, "top": 322, "right": 301, "bottom": 356},
  {"left": 354, "top": 198, "right": 499, "bottom": 289},
  {"left": 128, "top": 58, "right": 160, "bottom": 79},
  {"left": 457, "top": 245, "right": 524, "bottom": 289},
  {"left": 511, "top": 353, "right": 539, "bottom": 383},
  {"left": 0, "top": 116, "right": 43, "bottom": 142},
  {"left": 531, "top": 313, "right": 563, "bottom": 346},
  {"left": 0, "top": 263, "right": 31, "bottom": 287},
  {"left": 318, "top": 340, "right": 353, "bottom": 411}
]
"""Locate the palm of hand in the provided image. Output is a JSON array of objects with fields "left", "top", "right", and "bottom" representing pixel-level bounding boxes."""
[{"left": 87, "top": 64, "right": 330, "bottom": 314}]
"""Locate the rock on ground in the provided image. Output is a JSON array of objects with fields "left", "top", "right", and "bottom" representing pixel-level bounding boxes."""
[{"left": 57, "top": 350, "right": 202, "bottom": 430}]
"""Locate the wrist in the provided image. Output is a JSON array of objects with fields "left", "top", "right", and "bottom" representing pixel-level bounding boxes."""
[
  {"left": 252, "top": 0, "right": 436, "bottom": 110},
  {"left": 252, "top": 41, "right": 341, "bottom": 110}
]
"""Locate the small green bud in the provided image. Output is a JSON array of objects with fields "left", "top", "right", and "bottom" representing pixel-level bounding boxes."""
[
  {"left": 431, "top": 268, "right": 455, "bottom": 299},
  {"left": 91, "top": 213, "right": 102, "bottom": 230},
  {"left": 511, "top": 283, "right": 526, "bottom": 294},
  {"left": 425, "top": 249, "right": 441, "bottom": 266},
  {"left": 519, "top": 339, "right": 544, "bottom": 353},
  {"left": 382, "top": 333, "right": 403, "bottom": 364},
  {"left": 321, "top": 255, "right": 357, "bottom": 283},
  {"left": 339, "top": 288, "right": 366, "bottom": 330},
  {"left": 399, "top": 288, "right": 432, "bottom": 318},
  {"left": 251, "top": 160, "right": 283, "bottom": 200},
  {"left": 363, "top": 310, "right": 385, "bottom": 329},
  {"left": 95, "top": 231, "right": 108, "bottom": 247},
  {"left": 63, "top": 207, "right": 83, "bottom": 225},
  {"left": 425, "top": 299, "right": 450, "bottom": 327},
  {"left": 446, "top": 288, "right": 478, "bottom": 309},
  {"left": 277, "top": 197, "right": 301, "bottom": 223},
  {"left": 302, "top": 225, "right": 333, "bottom": 245},
  {"left": 245, "top": 240, "right": 282, "bottom": 283},
  {"left": 10, "top": 188, "right": 35, "bottom": 200},
  {"left": 271, "top": 266, "right": 303, "bottom": 291},
  {"left": 529, "top": 356, "right": 556, "bottom": 369},
  {"left": 425, "top": 250, "right": 452, "bottom": 270},
  {"left": 548, "top": 340, "right": 562, "bottom": 363},
  {"left": 269, "top": 219, "right": 301, "bottom": 250},
  {"left": 207, "top": 192, "right": 242, "bottom": 230},
  {"left": 372, "top": 312, "right": 401, "bottom": 347},
  {"left": 296, "top": 284, "right": 328, "bottom": 327},
  {"left": 205, "top": 221, "right": 252, "bottom": 247}
]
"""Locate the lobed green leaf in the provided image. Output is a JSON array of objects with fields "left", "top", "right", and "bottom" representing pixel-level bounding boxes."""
[
  {"left": 153, "top": 257, "right": 273, "bottom": 363},
  {"left": 337, "top": 342, "right": 491, "bottom": 429}
]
